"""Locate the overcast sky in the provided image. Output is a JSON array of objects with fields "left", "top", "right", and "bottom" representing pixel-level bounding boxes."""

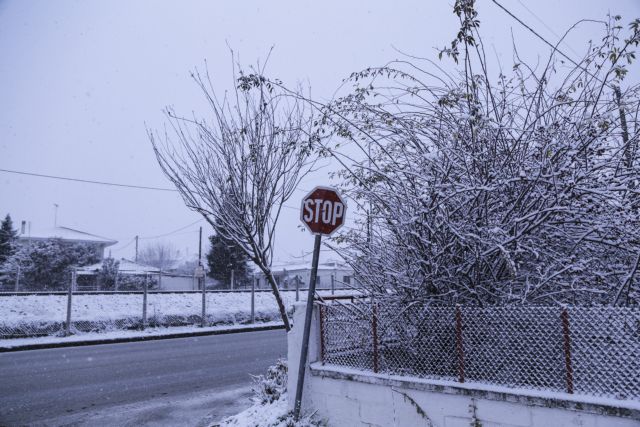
[{"left": 1, "top": 0, "right": 638, "bottom": 265}]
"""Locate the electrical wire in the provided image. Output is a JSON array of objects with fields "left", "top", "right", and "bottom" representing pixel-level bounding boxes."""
[
  {"left": 490, "top": 0, "right": 581, "bottom": 67},
  {"left": 0, "top": 168, "right": 176, "bottom": 192},
  {"left": 110, "top": 237, "right": 137, "bottom": 252},
  {"left": 0, "top": 167, "right": 301, "bottom": 210},
  {"left": 514, "top": 0, "right": 581, "bottom": 58},
  {"left": 138, "top": 219, "right": 204, "bottom": 240}
]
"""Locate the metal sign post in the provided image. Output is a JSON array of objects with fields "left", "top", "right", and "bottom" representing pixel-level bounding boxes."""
[{"left": 294, "top": 186, "right": 346, "bottom": 420}]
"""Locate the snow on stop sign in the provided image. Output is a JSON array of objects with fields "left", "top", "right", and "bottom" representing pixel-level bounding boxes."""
[{"left": 300, "top": 186, "right": 346, "bottom": 236}]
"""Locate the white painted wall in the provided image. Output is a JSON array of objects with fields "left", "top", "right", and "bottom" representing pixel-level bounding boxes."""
[{"left": 288, "top": 303, "right": 640, "bottom": 427}]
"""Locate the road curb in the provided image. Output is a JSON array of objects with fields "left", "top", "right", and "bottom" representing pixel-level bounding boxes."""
[{"left": 0, "top": 323, "right": 286, "bottom": 353}]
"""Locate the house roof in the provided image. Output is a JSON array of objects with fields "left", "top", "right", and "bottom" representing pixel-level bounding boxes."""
[
  {"left": 18, "top": 226, "right": 117, "bottom": 246},
  {"left": 78, "top": 258, "right": 160, "bottom": 275}
]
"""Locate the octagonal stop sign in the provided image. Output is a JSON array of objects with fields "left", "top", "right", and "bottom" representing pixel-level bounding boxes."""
[
  {"left": 295, "top": 185, "right": 347, "bottom": 419},
  {"left": 300, "top": 186, "right": 346, "bottom": 236}
]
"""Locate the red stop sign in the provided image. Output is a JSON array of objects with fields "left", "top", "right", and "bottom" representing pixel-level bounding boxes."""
[{"left": 300, "top": 186, "right": 347, "bottom": 235}]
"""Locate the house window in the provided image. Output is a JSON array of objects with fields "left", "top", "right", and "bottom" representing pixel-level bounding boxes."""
[{"left": 343, "top": 275, "right": 351, "bottom": 285}]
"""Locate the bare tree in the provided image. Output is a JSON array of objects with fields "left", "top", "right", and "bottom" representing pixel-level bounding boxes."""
[
  {"left": 137, "top": 241, "right": 179, "bottom": 271},
  {"left": 148, "top": 63, "right": 315, "bottom": 331}
]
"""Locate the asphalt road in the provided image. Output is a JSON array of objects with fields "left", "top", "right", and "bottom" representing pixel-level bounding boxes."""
[{"left": 0, "top": 329, "right": 287, "bottom": 426}]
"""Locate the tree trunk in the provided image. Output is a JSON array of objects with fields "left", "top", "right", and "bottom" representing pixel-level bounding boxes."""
[{"left": 263, "top": 267, "right": 291, "bottom": 332}]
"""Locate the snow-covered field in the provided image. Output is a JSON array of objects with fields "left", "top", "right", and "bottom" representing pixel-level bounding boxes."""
[{"left": 0, "top": 290, "right": 353, "bottom": 339}]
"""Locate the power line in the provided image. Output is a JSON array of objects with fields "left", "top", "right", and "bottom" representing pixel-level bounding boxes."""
[
  {"left": 0, "top": 167, "right": 301, "bottom": 210},
  {"left": 0, "top": 168, "right": 176, "bottom": 192},
  {"left": 110, "top": 237, "right": 137, "bottom": 253},
  {"left": 514, "top": 0, "right": 581, "bottom": 59},
  {"left": 489, "top": 0, "right": 619, "bottom": 93},
  {"left": 490, "top": 0, "right": 582, "bottom": 69},
  {"left": 139, "top": 219, "right": 204, "bottom": 240}
]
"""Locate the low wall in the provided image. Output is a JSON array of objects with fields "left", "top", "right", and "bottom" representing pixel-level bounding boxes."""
[{"left": 288, "top": 303, "right": 640, "bottom": 426}]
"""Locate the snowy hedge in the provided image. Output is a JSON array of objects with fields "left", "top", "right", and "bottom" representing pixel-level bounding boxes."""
[{"left": 319, "top": 6, "right": 640, "bottom": 307}]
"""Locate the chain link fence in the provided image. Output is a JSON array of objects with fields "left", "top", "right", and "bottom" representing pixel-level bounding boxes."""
[
  {"left": 0, "top": 284, "right": 354, "bottom": 339},
  {"left": 319, "top": 300, "right": 640, "bottom": 401}
]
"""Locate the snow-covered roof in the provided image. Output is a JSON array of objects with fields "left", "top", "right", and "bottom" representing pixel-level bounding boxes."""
[
  {"left": 19, "top": 226, "right": 117, "bottom": 246},
  {"left": 78, "top": 258, "right": 160, "bottom": 275}
]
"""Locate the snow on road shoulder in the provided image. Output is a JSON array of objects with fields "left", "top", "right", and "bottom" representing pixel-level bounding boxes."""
[
  {"left": 214, "top": 394, "right": 290, "bottom": 427},
  {"left": 215, "top": 394, "right": 322, "bottom": 427},
  {"left": 0, "top": 321, "right": 284, "bottom": 349},
  {"left": 214, "top": 358, "right": 323, "bottom": 427}
]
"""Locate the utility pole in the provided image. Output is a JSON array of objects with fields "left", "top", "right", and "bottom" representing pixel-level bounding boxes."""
[
  {"left": 53, "top": 203, "right": 59, "bottom": 227},
  {"left": 230, "top": 269, "right": 235, "bottom": 290},
  {"left": 135, "top": 235, "right": 139, "bottom": 262}
]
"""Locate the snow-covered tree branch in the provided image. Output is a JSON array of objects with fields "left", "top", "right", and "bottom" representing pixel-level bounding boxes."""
[{"left": 318, "top": 4, "right": 640, "bottom": 307}]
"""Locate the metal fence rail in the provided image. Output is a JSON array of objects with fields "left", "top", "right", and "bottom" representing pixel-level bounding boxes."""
[{"left": 319, "top": 301, "right": 640, "bottom": 400}]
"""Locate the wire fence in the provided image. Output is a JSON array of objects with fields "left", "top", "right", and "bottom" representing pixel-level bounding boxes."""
[
  {"left": 0, "top": 273, "right": 354, "bottom": 339},
  {"left": 319, "top": 300, "right": 640, "bottom": 401}
]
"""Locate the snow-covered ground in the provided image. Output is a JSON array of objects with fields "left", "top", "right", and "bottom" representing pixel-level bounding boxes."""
[
  {"left": 214, "top": 358, "right": 322, "bottom": 427},
  {"left": 215, "top": 394, "right": 291, "bottom": 427},
  {"left": 0, "top": 290, "right": 354, "bottom": 339},
  {"left": 214, "top": 395, "right": 321, "bottom": 427},
  {"left": 215, "top": 396, "right": 321, "bottom": 427}
]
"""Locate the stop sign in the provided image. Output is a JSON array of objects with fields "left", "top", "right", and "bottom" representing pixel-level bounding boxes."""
[{"left": 300, "top": 186, "right": 347, "bottom": 235}]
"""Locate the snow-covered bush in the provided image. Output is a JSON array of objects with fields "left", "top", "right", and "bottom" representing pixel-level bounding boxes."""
[
  {"left": 217, "top": 359, "right": 323, "bottom": 427},
  {"left": 318, "top": 3, "right": 640, "bottom": 306},
  {"left": 251, "top": 358, "right": 288, "bottom": 404},
  {"left": 0, "top": 239, "right": 99, "bottom": 291}
]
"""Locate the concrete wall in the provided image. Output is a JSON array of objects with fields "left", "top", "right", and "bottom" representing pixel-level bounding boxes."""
[
  {"left": 278, "top": 269, "right": 354, "bottom": 290},
  {"left": 288, "top": 303, "right": 640, "bottom": 427},
  {"left": 259, "top": 268, "right": 355, "bottom": 290},
  {"left": 157, "top": 274, "right": 196, "bottom": 291}
]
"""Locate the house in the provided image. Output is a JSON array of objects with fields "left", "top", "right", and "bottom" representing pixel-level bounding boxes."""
[
  {"left": 78, "top": 258, "right": 206, "bottom": 291},
  {"left": 257, "top": 259, "right": 355, "bottom": 290},
  {"left": 77, "top": 258, "right": 159, "bottom": 291},
  {"left": 17, "top": 224, "right": 117, "bottom": 259},
  {"left": 79, "top": 258, "right": 160, "bottom": 276}
]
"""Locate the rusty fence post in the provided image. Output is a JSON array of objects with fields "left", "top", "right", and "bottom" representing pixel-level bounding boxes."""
[
  {"left": 561, "top": 307, "right": 574, "bottom": 394},
  {"left": 455, "top": 305, "right": 465, "bottom": 383},
  {"left": 319, "top": 304, "right": 326, "bottom": 364},
  {"left": 372, "top": 301, "right": 379, "bottom": 373}
]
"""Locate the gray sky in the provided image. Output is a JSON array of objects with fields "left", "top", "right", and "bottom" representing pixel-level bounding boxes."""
[{"left": 1, "top": 0, "right": 638, "bottom": 264}]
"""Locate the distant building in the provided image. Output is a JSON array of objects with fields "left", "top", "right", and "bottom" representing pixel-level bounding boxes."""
[
  {"left": 80, "top": 258, "right": 160, "bottom": 276},
  {"left": 78, "top": 258, "right": 208, "bottom": 291},
  {"left": 17, "top": 225, "right": 117, "bottom": 259},
  {"left": 256, "top": 259, "right": 355, "bottom": 290}
]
